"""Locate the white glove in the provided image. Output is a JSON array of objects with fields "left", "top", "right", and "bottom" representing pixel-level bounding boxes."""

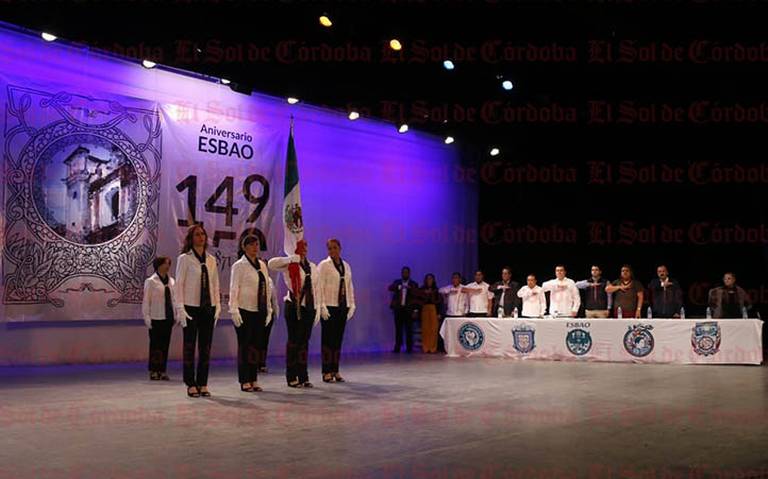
[
  {"left": 320, "top": 305, "right": 330, "bottom": 321},
  {"left": 313, "top": 308, "right": 321, "bottom": 326},
  {"left": 231, "top": 310, "right": 243, "bottom": 328},
  {"left": 346, "top": 305, "right": 356, "bottom": 321},
  {"left": 144, "top": 317, "right": 152, "bottom": 329}
]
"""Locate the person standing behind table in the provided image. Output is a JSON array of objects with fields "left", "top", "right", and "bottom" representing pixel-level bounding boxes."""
[
  {"left": 647, "top": 265, "right": 683, "bottom": 318},
  {"left": 490, "top": 267, "right": 521, "bottom": 318},
  {"left": 708, "top": 272, "right": 751, "bottom": 319},
  {"left": 606, "top": 265, "right": 644, "bottom": 319},
  {"left": 417, "top": 274, "right": 442, "bottom": 353},
  {"left": 142, "top": 256, "right": 181, "bottom": 381},
  {"left": 318, "top": 238, "right": 356, "bottom": 383},
  {"left": 229, "top": 235, "right": 273, "bottom": 393},
  {"left": 438, "top": 272, "right": 468, "bottom": 353},
  {"left": 388, "top": 266, "right": 419, "bottom": 353},
  {"left": 462, "top": 270, "right": 493, "bottom": 317},
  {"left": 542, "top": 265, "right": 580, "bottom": 318},
  {"left": 517, "top": 274, "right": 547, "bottom": 318},
  {"left": 575, "top": 265, "right": 611, "bottom": 319},
  {"left": 268, "top": 239, "right": 322, "bottom": 388},
  {"left": 175, "top": 224, "right": 221, "bottom": 398}
]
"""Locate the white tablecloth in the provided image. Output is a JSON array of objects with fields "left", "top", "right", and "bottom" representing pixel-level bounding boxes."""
[{"left": 439, "top": 317, "right": 763, "bottom": 364}]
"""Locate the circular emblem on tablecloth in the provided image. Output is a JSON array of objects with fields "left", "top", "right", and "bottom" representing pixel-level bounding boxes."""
[
  {"left": 566, "top": 328, "right": 592, "bottom": 356},
  {"left": 623, "top": 324, "right": 655, "bottom": 357},
  {"left": 457, "top": 322, "right": 484, "bottom": 351}
]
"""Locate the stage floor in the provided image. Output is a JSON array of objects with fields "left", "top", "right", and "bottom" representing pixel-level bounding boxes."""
[{"left": 2, "top": 354, "right": 767, "bottom": 478}]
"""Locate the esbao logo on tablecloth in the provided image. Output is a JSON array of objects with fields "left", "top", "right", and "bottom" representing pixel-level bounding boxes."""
[{"left": 565, "top": 322, "right": 593, "bottom": 356}]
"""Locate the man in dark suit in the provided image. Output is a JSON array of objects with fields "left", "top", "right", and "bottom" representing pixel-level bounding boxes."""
[
  {"left": 490, "top": 266, "right": 521, "bottom": 317},
  {"left": 388, "top": 266, "right": 419, "bottom": 352}
]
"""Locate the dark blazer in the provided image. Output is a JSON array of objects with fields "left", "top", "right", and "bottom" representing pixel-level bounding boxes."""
[
  {"left": 388, "top": 279, "right": 420, "bottom": 310},
  {"left": 490, "top": 281, "right": 521, "bottom": 316}
]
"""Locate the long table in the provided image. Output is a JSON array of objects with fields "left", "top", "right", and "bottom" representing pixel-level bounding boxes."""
[{"left": 439, "top": 317, "right": 763, "bottom": 364}]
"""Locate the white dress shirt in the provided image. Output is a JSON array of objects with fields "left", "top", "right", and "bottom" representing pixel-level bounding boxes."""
[
  {"left": 268, "top": 254, "right": 322, "bottom": 310},
  {"left": 317, "top": 257, "right": 355, "bottom": 309},
  {"left": 439, "top": 284, "right": 468, "bottom": 316},
  {"left": 516, "top": 285, "right": 547, "bottom": 317},
  {"left": 228, "top": 255, "right": 273, "bottom": 319},
  {"left": 142, "top": 273, "right": 179, "bottom": 321},
  {"left": 175, "top": 251, "right": 221, "bottom": 309},
  {"left": 464, "top": 281, "right": 492, "bottom": 314},
  {"left": 542, "top": 277, "right": 581, "bottom": 316}
]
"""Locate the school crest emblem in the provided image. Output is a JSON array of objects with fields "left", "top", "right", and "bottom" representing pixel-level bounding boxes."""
[
  {"left": 512, "top": 326, "right": 536, "bottom": 354},
  {"left": 691, "top": 321, "right": 721, "bottom": 356},
  {"left": 623, "top": 324, "right": 655, "bottom": 357},
  {"left": 457, "top": 322, "right": 484, "bottom": 351}
]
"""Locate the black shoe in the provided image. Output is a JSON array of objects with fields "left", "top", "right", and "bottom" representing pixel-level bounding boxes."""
[
  {"left": 322, "top": 374, "right": 334, "bottom": 383},
  {"left": 187, "top": 386, "right": 200, "bottom": 398},
  {"left": 241, "top": 383, "right": 254, "bottom": 392},
  {"left": 159, "top": 373, "right": 170, "bottom": 381},
  {"left": 199, "top": 388, "right": 212, "bottom": 397},
  {"left": 150, "top": 372, "right": 160, "bottom": 381},
  {"left": 302, "top": 382, "right": 314, "bottom": 388},
  {"left": 287, "top": 379, "right": 302, "bottom": 388}
]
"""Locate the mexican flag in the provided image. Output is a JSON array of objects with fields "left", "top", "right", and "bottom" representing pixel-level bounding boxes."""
[{"left": 283, "top": 118, "right": 304, "bottom": 297}]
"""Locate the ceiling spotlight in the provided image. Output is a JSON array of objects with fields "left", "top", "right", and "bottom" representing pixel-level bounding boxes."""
[
  {"left": 389, "top": 39, "right": 403, "bottom": 51},
  {"left": 220, "top": 78, "right": 231, "bottom": 85},
  {"left": 287, "top": 97, "right": 300, "bottom": 104},
  {"left": 319, "top": 15, "right": 333, "bottom": 27},
  {"left": 398, "top": 123, "right": 409, "bottom": 133},
  {"left": 141, "top": 59, "right": 157, "bottom": 69},
  {"left": 41, "top": 32, "right": 57, "bottom": 42},
  {"left": 490, "top": 147, "right": 500, "bottom": 156},
  {"left": 444, "top": 136, "right": 455, "bottom": 145},
  {"left": 443, "top": 60, "right": 455, "bottom": 70},
  {"left": 502, "top": 80, "right": 514, "bottom": 91},
  {"left": 348, "top": 111, "right": 360, "bottom": 120}
]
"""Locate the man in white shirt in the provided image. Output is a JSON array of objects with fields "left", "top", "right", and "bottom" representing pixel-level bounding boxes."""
[
  {"left": 462, "top": 270, "right": 493, "bottom": 317},
  {"left": 439, "top": 272, "right": 468, "bottom": 318},
  {"left": 517, "top": 274, "right": 547, "bottom": 318},
  {"left": 542, "top": 265, "right": 580, "bottom": 317}
]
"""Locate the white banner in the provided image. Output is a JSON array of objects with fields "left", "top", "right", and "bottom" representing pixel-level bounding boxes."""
[{"left": 440, "top": 318, "right": 763, "bottom": 364}]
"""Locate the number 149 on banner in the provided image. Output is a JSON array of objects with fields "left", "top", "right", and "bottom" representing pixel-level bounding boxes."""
[{"left": 176, "top": 174, "right": 270, "bottom": 248}]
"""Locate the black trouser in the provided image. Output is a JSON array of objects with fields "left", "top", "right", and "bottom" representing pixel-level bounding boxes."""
[
  {"left": 182, "top": 305, "right": 215, "bottom": 387},
  {"left": 393, "top": 307, "right": 413, "bottom": 352},
  {"left": 258, "top": 316, "right": 274, "bottom": 370},
  {"left": 285, "top": 300, "right": 315, "bottom": 384},
  {"left": 322, "top": 306, "right": 348, "bottom": 374},
  {"left": 148, "top": 319, "right": 173, "bottom": 373},
  {"left": 235, "top": 308, "right": 267, "bottom": 384}
]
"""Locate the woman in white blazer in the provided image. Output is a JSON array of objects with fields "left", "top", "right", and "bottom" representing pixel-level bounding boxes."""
[
  {"left": 229, "top": 235, "right": 273, "bottom": 392},
  {"left": 142, "top": 256, "right": 181, "bottom": 381},
  {"left": 268, "top": 239, "right": 323, "bottom": 388},
  {"left": 175, "top": 225, "right": 221, "bottom": 398},
  {"left": 317, "top": 238, "right": 356, "bottom": 383}
]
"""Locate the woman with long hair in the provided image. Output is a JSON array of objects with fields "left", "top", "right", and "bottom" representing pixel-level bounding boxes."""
[
  {"left": 318, "top": 238, "right": 356, "bottom": 383},
  {"left": 229, "top": 235, "right": 273, "bottom": 392},
  {"left": 418, "top": 273, "right": 441, "bottom": 354},
  {"left": 268, "top": 239, "right": 322, "bottom": 388},
  {"left": 142, "top": 256, "right": 181, "bottom": 380},
  {"left": 175, "top": 224, "right": 221, "bottom": 398}
]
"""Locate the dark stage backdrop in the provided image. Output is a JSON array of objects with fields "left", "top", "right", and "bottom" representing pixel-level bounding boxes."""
[{"left": 478, "top": 119, "right": 768, "bottom": 319}]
